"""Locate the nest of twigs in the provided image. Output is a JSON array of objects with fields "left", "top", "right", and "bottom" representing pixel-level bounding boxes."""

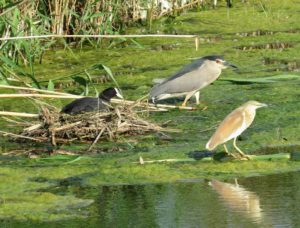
[{"left": 19, "top": 106, "right": 167, "bottom": 146}]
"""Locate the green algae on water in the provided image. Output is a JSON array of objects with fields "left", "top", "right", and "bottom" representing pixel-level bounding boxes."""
[{"left": 0, "top": 0, "right": 300, "bottom": 221}]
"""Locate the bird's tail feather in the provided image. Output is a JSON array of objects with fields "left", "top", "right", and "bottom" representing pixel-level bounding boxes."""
[{"left": 206, "top": 139, "right": 216, "bottom": 151}]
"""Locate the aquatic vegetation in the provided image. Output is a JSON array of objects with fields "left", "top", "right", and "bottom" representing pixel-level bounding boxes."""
[
  {"left": 0, "top": 161, "right": 94, "bottom": 221},
  {"left": 0, "top": 0, "right": 300, "bottom": 222},
  {"left": 0, "top": 154, "right": 299, "bottom": 220}
]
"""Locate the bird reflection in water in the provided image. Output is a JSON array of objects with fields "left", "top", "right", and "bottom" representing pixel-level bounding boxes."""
[{"left": 209, "top": 179, "right": 263, "bottom": 223}]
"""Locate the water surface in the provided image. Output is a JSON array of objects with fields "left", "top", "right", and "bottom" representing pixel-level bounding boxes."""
[
  {"left": 2, "top": 171, "right": 300, "bottom": 227},
  {"left": 92, "top": 172, "right": 300, "bottom": 227}
]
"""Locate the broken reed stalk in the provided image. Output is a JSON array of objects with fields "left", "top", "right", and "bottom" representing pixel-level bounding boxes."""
[
  {"left": 1, "top": 116, "right": 30, "bottom": 126},
  {"left": 0, "top": 0, "right": 31, "bottom": 17},
  {"left": 88, "top": 128, "right": 106, "bottom": 152},
  {"left": 0, "top": 34, "right": 197, "bottom": 40},
  {"left": 135, "top": 153, "right": 291, "bottom": 164},
  {"left": 0, "top": 94, "right": 80, "bottom": 99},
  {"left": 0, "top": 111, "right": 39, "bottom": 118},
  {"left": 0, "top": 85, "right": 76, "bottom": 96},
  {"left": 0, "top": 85, "right": 195, "bottom": 110},
  {"left": 136, "top": 157, "right": 196, "bottom": 164},
  {"left": 0, "top": 34, "right": 199, "bottom": 50},
  {"left": 0, "top": 130, "right": 42, "bottom": 142},
  {"left": 0, "top": 92, "right": 195, "bottom": 110}
]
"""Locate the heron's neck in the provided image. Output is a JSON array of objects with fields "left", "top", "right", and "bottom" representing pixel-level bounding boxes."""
[
  {"left": 206, "top": 63, "right": 222, "bottom": 79},
  {"left": 247, "top": 105, "right": 258, "bottom": 113},
  {"left": 244, "top": 106, "right": 258, "bottom": 125}
]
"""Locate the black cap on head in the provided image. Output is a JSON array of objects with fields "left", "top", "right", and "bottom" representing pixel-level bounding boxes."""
[
  {"left": 202, "top": 55, "right": 238, "bottom": 68},
  {"left": 202, "top": 55, "right": 224, "bottom": 61}
]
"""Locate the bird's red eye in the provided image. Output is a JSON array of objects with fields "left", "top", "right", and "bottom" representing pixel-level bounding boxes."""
[{"left": 216, "top": 59, "right": 222, "bottom": 64}]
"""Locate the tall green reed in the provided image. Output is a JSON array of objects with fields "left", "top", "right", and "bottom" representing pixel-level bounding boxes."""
[{"left": 0, "top": 0, "right": 134, "bottom": 88}]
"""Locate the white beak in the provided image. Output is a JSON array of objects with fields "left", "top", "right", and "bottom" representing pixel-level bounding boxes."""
[{"left": 115, "top": 88, "right": 124, "bottom": 99}]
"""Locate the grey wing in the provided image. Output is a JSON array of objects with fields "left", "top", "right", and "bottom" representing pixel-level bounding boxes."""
[
  {"left": 150, "top": 68, "right": 208, "bottom": 97},
  {"left": 150, "top": 59, "right": 206, "bottom": 97},
  {"left": 164, "top": 58, "right": 205, "bottom": 82}
]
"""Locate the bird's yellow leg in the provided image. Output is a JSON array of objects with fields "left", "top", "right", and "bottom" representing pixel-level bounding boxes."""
[
  {"left": 233, "top": 137, "right": 251, "bottom": 160},
  {"left": 223, "top": 144, "right": 238, "bottom": 159},
  {"left": 223, "top": 144, "right": 229, "bottom": 153},
  {"left": 181, "top": 91, "right": 196, "bottom": 107},
  {"left": 234, "top": 178, "right": 239, "bottom": 187}
]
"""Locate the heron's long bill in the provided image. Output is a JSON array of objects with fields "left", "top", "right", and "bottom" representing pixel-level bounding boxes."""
[
  {"left": 224, "top": 61, "right": 238, "bottom": 68},
  {"left": 259, "top": 103, "right": 268, "bottom": 107}
]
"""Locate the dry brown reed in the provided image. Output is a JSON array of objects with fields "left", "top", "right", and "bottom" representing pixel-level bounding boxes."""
[{"left": 10, "top": 105, "right": 177, "bottom": 146}]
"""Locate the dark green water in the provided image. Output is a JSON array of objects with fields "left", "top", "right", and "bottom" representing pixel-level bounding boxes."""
[{"left": 2, "top": 171, "right": 300, "bottom": 227}]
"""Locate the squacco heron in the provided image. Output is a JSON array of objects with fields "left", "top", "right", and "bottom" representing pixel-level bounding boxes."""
[{"left": 206, "top": 101, "right": 268, "bottom": 159}]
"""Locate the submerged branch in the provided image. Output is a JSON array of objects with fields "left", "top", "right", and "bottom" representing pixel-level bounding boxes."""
[
  {"left": 0, "top": 111, "right": 39, "bottom": 118},
  {"left": 0, "top": 34, "right": 197, "bottom": 41}
]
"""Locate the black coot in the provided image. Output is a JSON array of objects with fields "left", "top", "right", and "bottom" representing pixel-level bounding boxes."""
[{"left": 61, "top": 87, "right": 123, "bottom": 114}]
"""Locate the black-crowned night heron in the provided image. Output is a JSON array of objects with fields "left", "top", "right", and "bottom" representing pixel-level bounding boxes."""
[
  {"left": 150, "top": 55, "right": 237, "bottom": 106},
  {"left": 206, "top": 101, "right": 268, "bottom": 159},
  {"left": 61, "top": 87, "right": 123, "bottom": 114}
]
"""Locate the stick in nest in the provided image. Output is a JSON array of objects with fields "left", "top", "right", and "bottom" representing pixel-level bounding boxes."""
[{"left": 13, "top": 105, "right": 175, "bottom": 146}]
